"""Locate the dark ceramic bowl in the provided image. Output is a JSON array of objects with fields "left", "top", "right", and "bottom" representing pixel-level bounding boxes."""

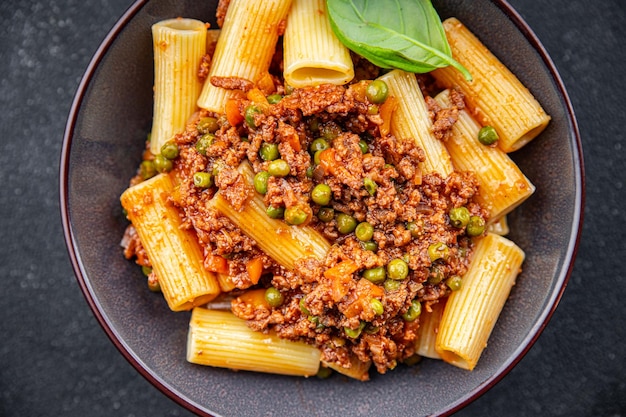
[{"left": 60, "top": 1, "right": 584, "bottom": 416}]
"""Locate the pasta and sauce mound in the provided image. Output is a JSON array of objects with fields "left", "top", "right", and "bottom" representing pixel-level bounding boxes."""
[{"left": 120, "top": 0, "right": 550, "bottom": 380}]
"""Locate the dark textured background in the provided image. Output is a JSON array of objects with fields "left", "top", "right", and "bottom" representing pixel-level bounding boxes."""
[{"left": 1, "top": 0, "right": 624, "bottom": 416}]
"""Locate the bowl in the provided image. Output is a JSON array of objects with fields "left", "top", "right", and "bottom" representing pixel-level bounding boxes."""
[{"left": 60, "top": 0, "right": 584, "bottom": 415}]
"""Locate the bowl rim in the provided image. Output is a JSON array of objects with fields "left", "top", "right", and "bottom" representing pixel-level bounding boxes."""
[{"left": 59, "top": 0, "right": 585, "bottom": 415}]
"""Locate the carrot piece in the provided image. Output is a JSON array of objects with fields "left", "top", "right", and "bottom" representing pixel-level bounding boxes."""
[
  {"left": 256, "top": 72, "right": 276, "bottom": 96},
  {"left": 324, "top": 260, "right": 359, "bottom": 302},
  {"left": 246, "top": 87, "right": 270, "bottom": 110},
  {"left": 318, "top": 148, "right": 338, "bottom": 176},
  {"left": 379, "top": 95, "right": 397, "bottom": 137},
  {"left": 225, "top": 98, "right": 244, "bottom": 126},
  {"left": 282, "top": 127, "right": 302, "bottom": 152},
  {"left": 246, "top": 256, "right": 264, "bottom": 285},
  {"left": 204, "top": 254, "right": 229, "bottom": 274}
]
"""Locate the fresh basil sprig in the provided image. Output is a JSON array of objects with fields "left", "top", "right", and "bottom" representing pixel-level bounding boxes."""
[{"left": 326, "top": 0, "right": 472, "bottom": 80}]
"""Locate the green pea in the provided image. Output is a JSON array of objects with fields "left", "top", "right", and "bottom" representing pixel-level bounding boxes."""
[
  {"left": 402, "top": 300, "right": 421, "bottom": 322},
  {"left": 387, "top": 258, "right": 409, "bottom": 280},
  {"left": 363, "top": 177, "right": 378, "bottom": 196},
  {"left": 336, "top": 213, "right": 357, "bottom": 234},
  {"left": 446, "top": 275, "right": 463, "bottom": 291},
  {"left": 160, "top": 141, "right": 179, "bottom": 160},
  {"left": 264, "top": 287, "right": 284, "bottom": 307},
  {"left": 267, "top": 159, "right": 290, "bottom": 177},
  {"left": 195, "top": 133, "right": 214, "bottom": 156},
  {"left": 267, "top": 94, "right": 283, "bottom": 104},
  {"left": 466, "top": 216, "right": 486, "bottom": 237},
  {"left": 366, "top": 80, "right": 389, "bottom": 104},
  {"left": 358, "top": 140, "right": 369, "bottom": 154},
  {"left": 305, "top": 165, "right": 314, "bottom": 178},
  {"left": 309, "top": 138, "right": 330, "bottom": 154},
  {"left": 344, "top": 321, "right": 366, "bottom": 339},
  {"left": 299, "top": 297, "right": 310, "bottom": 315},
  {"left": 449, "top": 206, "right": 471, "bottom": 228},
  {"left": 406, "top": 221, "right": 421, "bottom": 238},
  {"left": 244, "top": 104, "right": 262, "bottom": 128},
  {"left": 257, "top": 142, "right": 277, "bottom": 161},
  {"left": 428, "top": 265, "right": 444, "bottom": 284},
  {"left": 403, "top": 354, "right": 421, "bottom": 366},
  {"left": 193, "top": 172, "right": 213, "bottom": 188},
  {"left": 383, "top": 279, "right": 402, "bottom": 292},
  {"left": 284, "top": 206, "right": 308, "bottom": 225},
  {"left": 266, "top": 205, "right": 285, "bottom": 219},
  {"left": 311, "top": 183, "right": 332, "bottom": 206},
  {"left": 428, "top": 242, "right": 450, "bottom": 262},
  {"left": 313, "top": 149, "right": 324, "bottom": 165},
  {"left": 153, "top": 154, "right": 173, "bottom": 173},
  {"left": 254, "top": 171, "right": 270, "bottom": 194},
  {"left": 259, "top": 142, "right": 280, "bottom": 161},
  {"left": 478, "top": 125, "right": 499, "bottom": 145},
  {"left": 361, "top": 240, "right": 378, "bottom": 252},
  {"left": 197, "top": 116, "right": 219, "bottom": 134},
  {"left": 370, "top": 298, "right": 384, "bottom": 316},
  {"left": 363, "top": 266, "right": 386, "bottom": 284},
  {"left": 355, "top": 222, "right": 374, "bottom": 241},
  {"left": 139, "top": 160, "right": 157, "bottom": 180},
  {"left": 141, "top": 265, "right": 152, "bottom": 276},
  {"left": 317, "top": 207, "right": 335, "bottom": 223}
]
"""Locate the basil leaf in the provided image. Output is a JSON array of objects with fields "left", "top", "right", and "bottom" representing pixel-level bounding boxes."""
[{"left": 326, "top": 0, "right": 471, "bottom": 80}]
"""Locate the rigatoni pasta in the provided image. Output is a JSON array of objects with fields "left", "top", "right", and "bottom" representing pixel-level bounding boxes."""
[
  {"left": 436, "top": 233, "right": 525, "bottom": 370},
  {"left": 434, "top": 88, "right": 535, "bottom": 221},
  {"left": 120, "top": 173, "right": 220, "bottom": 311},
  {"left": 150, "top": 18, "right": 207, "bottom": 155},
  {"left": 432, "top": 17, "right": 551, "bottom": 153},
  {"left": 378, "top": 69, "right": 454, "bottom": 176},
  {"left": 283, "top": 0, "right": 354, "bottom": 88},
  {"left": 187, "top": 308, "right": 321, "bottom": 376},
  {"left": 196, "top": 0, "right": 293, "bottom": 112}
]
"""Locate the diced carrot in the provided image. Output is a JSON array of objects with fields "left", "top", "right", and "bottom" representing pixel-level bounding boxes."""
[
  {"left": 204, "top": 254, "right": 229, "bottom": 274},
  {"left": 379, "top": 95, "right": 397, "bottom": 137},
  {"left": 237, "top": 288, "right": 269, "bottom": 309},
  {"left": 246, "top": 256, "right": 264, "bottom": 285},
  {"left": 255, "top": 72, "right": 276, "bottom": 96},
  {"left": 225, "top": 98, "right": 244, "bottom": 126},
  {"left": 324, "top": 260, "right": 359, "bottom": 302},
  {"left": 318, "top": 148, "right": 338, "bottom": 176},
  {"left": 342, "top": 278, "right": 385, "bottom": 318},
  {"left": 247, "top": 87, "right": 270, "bottom": 110},
  {"left": 282, "top": 127, "right": 302, "bottom": 152}
]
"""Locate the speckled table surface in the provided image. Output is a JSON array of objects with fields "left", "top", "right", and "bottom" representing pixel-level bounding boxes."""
[{"left": 1, "top": 0, "right": 624, "bottom": 416}]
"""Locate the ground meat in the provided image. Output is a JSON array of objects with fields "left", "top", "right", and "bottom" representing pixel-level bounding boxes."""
[{"left": 210, "top": 75, "right": 254, "bottom": 92}]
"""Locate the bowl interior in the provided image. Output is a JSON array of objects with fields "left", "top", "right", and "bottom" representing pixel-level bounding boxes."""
[{"left": 61, "top": 0, "right": 583, "bottom": 416}]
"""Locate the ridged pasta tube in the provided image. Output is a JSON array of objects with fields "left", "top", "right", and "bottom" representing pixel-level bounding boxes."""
[
  {"left": 150, "top": 18, "right": 207, "bottom": 155},
  {"left": 283, "top": 0, "right": 354, "bottom": 87},
  {"left": 211, "top": 161, "right": 331, "bottom": 271},
  {"left": 436, "top": 233, "right": 525, "bottom": 370},
  {"left": 197, "top": 0, "right": 293, "bottom": 112},
  {"left": 378, "top": 69, "right": 453, "bottom": 177},
  {"left": 432, "top": 18, "right": 551, "bottom": 153},
  {"left": 187, "top": 308, "right": 321, "bottom": 376},
  {"left": 120, "top": 173, "right": 220, "bottom": 311},
  {"left": 434, "top": 89, "right": 535, "bottom": 222}
]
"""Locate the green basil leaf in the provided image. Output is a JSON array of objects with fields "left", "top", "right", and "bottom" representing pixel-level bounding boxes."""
[{"left": 326, "top": 0, "right": 472, "bottom": 80}]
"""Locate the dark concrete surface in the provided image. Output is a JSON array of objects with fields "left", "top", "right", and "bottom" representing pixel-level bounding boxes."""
[{"left": 1, "top": 0, "right": 624, "bottom": 416}]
